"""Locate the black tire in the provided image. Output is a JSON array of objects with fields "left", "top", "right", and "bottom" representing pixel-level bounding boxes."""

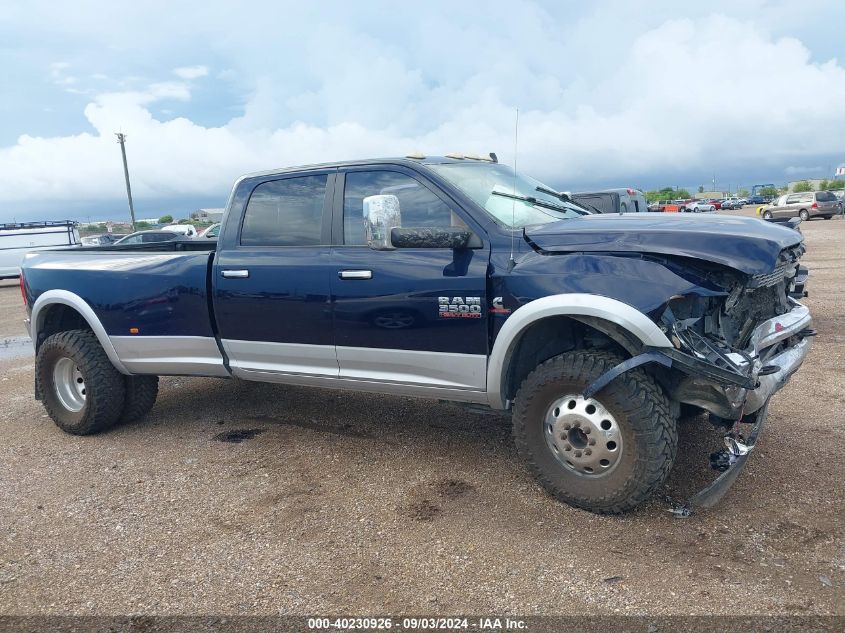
[
  {"left": 36, "top": 330, "right": 126, "bottom": 435},
  {"left": 799, "top": 209, "right": 809, "bottom": 221},
  {"left": 122, "top": 375, "right": 159, "bottom": 422},
  {"left": 762, "top": 211, "right": 773, "bottom": 220},
  {"left": 512, "top": 350, "right": 678, "bottom": 514},
  {"left": 823, "top": 215, "right": 832, "bottom": 220}
]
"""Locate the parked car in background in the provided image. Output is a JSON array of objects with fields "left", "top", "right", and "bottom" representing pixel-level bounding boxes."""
[
  {"left": 80, "top": 234, "right": 126, "bottom": 246},
  {"left": 114, "top": 230, "right": 186, "bottom": 245},
  {"left": 658, "top": 200, "right": 683, "bottom": 212},
  {"left": 747, "top": 195, "right": 767, "bottom": 205},
  {"left": 684, "top": 200, "right": 716, "bottom": 213},
  {"left": 647, "top": 200, "right": 662, "bottom": 212},
  {"left": 161, "top": 223, "right": 198, "bottom": 237},
  {"left": 759, "top": 191, "right": 839, "bottom": 221},
  {"left": 570, "top": 188, "right": 647, "bottom": 214},
  {"left": 707, "top": 199, "right": 722, "bottom": 210},
  {"left": 721, "top": 197, "right": 743, "bottom": 210},
  {"left": 196, "top": 223, "right": 221, "bottom": 239},
  {"left": 0, "top": 221, "right": 80, "bottom": 279}
]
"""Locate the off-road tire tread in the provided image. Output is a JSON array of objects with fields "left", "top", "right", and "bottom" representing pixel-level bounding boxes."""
[
  {"left": 37, "top": 330, "right": 126, "bottom": 435},
  {"left": 122, "top": 376, "right": 159, "bottom": 422},
  {"left": 512, "top": 350, "right": 677, "bottom": 514}
]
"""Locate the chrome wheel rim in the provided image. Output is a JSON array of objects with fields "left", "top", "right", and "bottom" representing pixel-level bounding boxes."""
[
  {"left": 544, "top": 394, "right": 623, "bottom": 477},
  {"left": 53, "top": 357, "right": 86, "bottom": 412}
]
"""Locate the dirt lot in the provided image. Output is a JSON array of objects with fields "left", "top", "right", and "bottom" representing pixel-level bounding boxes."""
[{"left": 0, "top": 213, "right": 843, "bottom": 616}]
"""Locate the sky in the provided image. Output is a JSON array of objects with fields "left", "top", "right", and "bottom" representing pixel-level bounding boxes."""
[{"left": 1, "top": 0, "right": 844, "bottom": 223}]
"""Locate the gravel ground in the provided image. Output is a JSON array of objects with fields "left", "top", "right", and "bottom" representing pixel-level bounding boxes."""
[{"left": 0, "top": 214, "right": 843, "bottom": 616}]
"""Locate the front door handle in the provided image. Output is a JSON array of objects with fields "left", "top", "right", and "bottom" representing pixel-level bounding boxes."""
[
  {"left": 339, "top": 270, "right": 373, "bottom": 280},
  {"left": 221, "top": 269, "right": 250, "bottom": 279}
]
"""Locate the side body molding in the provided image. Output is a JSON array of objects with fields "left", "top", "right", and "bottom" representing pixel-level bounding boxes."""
[
  {"left": 486, "top": 293, "right": 674, "bottom": 409},
  {"left": 30, "top": 289, "right": 130, "bottom": 375}
]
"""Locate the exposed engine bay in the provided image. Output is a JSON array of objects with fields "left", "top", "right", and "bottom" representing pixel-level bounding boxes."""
[{"left": 651, "top": 243, "right": 813, "bottom": 418}]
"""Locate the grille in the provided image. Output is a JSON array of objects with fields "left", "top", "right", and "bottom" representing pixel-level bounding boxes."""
[{"left": 750, "top": 264, "right": 788, "bottom": 288}]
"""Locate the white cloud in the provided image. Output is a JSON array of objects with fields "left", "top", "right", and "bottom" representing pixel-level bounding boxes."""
[
  {"left": 173, "top": 65, "right": 209, "bottom": 80},
  {"left": 3, "top": 7, "right": 845, "bottom": 211}
]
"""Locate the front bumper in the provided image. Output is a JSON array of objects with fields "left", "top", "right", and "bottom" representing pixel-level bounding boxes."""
[{"left": 669, "top": 301, "right": 813, "bottom": 418}]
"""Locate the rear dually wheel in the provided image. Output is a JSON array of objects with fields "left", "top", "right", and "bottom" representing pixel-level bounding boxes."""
[{"left": 36, "top": 330, "right": 126, "bottom": 435}]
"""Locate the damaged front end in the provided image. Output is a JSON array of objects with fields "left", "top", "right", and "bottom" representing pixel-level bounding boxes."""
[
  {"left": 658, "top": 242, "right": 813, "bottom": 421},
  {"left": 583, "top": 243, "right": 815, "bottom": 511}
]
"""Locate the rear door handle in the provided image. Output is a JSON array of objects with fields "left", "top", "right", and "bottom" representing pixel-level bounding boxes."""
[
  {"left": 339, "top": 270, "right": 372, "bottom": 280},
  {"left": 221, "top": 269, "right": 250, "bottom": 279}
]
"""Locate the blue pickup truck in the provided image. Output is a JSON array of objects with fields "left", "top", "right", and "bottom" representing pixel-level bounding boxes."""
[{"left": 20, "top": 156, "right": 814, "bottom": 514}]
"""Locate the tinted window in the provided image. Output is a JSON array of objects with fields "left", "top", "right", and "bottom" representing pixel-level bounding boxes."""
[
  {"left": 241, "top": 175, "right": 327, "bottom": 246},
  {"left": 142, "top": 232, "right": 176, "bottom": 243},
  {"left": 343, "top": 171, "right": 454, "bottom": 245},
  {"left": 816, "top": 191, "right": 836, "bottom": 202}
]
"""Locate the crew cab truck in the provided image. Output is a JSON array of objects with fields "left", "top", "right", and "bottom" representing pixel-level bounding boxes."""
[{"left": 20, "top": 156, "right": 814, "bottom": 514}]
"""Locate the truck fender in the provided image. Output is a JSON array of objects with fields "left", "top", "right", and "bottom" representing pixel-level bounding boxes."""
[
  {"left": 30, "top": 290, "right": 130, "bottom": 375},
  {"left": 486, "top": 293, "right": 673, "bottom": 409}
]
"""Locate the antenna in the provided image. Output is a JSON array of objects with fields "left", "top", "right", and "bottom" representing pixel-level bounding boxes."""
[{"left": 509, "top": 108, "right": 519, "bottom": 271}]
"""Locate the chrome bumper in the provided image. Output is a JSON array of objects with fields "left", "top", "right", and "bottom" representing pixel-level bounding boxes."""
[
  {"left": 744, "top": 336, "right": 812, "bottom": 413},
  {"left": 743, "top": 301, "right": 813, "bottom": 414}
]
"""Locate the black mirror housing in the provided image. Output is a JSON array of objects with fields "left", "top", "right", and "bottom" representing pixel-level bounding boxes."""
[{"left": 390, "top": 227, "right": 481, "bottom": 249}]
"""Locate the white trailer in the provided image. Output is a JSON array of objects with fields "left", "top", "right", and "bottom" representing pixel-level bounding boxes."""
[{"left": 0, "top": 221, "right": 80, "bottom": 279}]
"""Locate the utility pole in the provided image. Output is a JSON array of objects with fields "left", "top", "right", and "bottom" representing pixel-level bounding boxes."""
[{"left": 115, "top": 133, "right": 136, "bottom": 231}]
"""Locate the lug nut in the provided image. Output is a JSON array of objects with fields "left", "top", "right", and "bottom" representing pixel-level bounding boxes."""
[
  {"left": 563, "top": 424, "right": 571, "bottom": 430},
  {"left": 585, "top": 449, "right": 592, "bottom": 456},
  {"left": 583, "top": 427, "right": 591, "bottom": 434},
  {"left": 564, "top": 445, "right": 572, "bottom": 452},
  {"left": 589, "top": 438, "right": 596, "bottom": 446},
  {"left": 575, "top": 450, "right": 582, "bottom": 458},
  {"left": 573, "top": 421, "right": 581, "bottom": 427}
]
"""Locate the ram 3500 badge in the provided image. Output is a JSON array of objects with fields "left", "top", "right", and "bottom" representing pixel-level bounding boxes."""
[{"left": 21, "top": 155, "right": 813, "bottom": 514}]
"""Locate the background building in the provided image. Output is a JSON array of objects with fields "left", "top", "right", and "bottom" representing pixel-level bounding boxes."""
[{"left": 192, "top": 208, "right": 225, "bottom": 222}]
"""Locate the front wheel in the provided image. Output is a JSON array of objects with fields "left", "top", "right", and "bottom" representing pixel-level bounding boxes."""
[
  {"left": 36, "top": 330, "right": 126, "bottom": 435},
  {"left": 762, "top": 211, "right": 773, "bottom": 220},
  {"left": 799, "top": 209, "right": 810, "bottom": 221},
  {"left": 512, "top": 350, "right": 678, "bottom": 514}
]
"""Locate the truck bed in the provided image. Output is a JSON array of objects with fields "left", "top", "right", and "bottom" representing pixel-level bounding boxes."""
[{"left": 24, "top": 245, "right": 217, "bottom": 339}]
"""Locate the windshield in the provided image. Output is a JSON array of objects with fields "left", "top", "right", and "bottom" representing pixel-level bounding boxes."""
[{"left": 427, "top": 162, "right": 585, "bottom": 228}]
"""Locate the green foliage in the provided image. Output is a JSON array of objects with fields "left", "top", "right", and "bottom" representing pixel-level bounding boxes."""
[
  {"left": 738, "top": 189, "right": 749, "bottom": 198},
  {"left": 793, "top": 180, "right": 813, "bottom": 193},
  {"left": 135, "top": 221, "right": 151, "bottom": 229},
  {"left": 644, "top": 187, "right": 691, "bottom": 202},
  {"left": 158, "top": 214, "right": 173, "bottom": 224},
  {"left": 759, "top": 186, "right": 780, "bottom": 198},
  {"left": 825, "top": 179, "right": 844, "bottom": 190}
]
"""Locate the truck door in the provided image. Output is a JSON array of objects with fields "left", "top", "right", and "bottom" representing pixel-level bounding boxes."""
[
  {"left": 213, "top": 170, "right": 339, "bottom": 379},
  {"left": 330, "top": 167, "right": 490, "bottom": 392}
]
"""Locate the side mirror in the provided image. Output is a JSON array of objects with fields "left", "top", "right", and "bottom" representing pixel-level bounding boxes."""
[
  {"left": 364, "top": 194, "right": 401, "bottom": 250},
  {"left": 391, "top": 226, "right": 481, "bottom": 249}
]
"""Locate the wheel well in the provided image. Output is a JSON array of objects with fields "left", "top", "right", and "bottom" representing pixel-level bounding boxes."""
[
  {"left": 36, "top": 304, "right": 92, "bottom": 351},
  {"left": 502, "top": 315, "right": 641, "bottom": 404}
]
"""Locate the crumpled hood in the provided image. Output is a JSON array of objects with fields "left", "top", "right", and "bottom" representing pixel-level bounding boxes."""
[{"left": 524, "top": 212, "right": 803, "bottom": 275}]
